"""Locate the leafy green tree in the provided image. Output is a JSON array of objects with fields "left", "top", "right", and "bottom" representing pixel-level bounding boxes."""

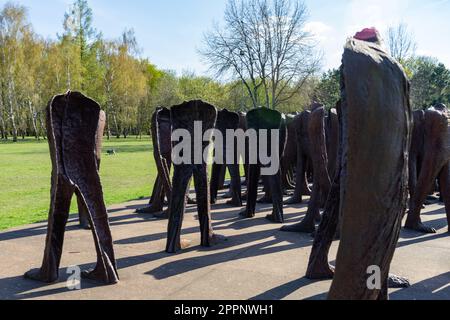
[
  {"left": 62, "top": 0, "right": 99, "bottom": 91},
  {"left": 313, "top": 69, "right": 340, "bottom": 109},
  {"left": 409, "top": 56, "right": 450, "bottom": 109}
]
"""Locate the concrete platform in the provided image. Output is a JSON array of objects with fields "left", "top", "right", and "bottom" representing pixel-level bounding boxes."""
[{"left": 0, "top": 190, "right": 449, "bottom": 300}]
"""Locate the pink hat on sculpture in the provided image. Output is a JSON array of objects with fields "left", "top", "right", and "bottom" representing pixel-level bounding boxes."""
[{"left": 354, "top": 27, "right": 379, "bottom": 42}]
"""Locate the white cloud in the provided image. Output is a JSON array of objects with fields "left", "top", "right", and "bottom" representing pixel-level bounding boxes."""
[{"left": 304, "top": 21, "right": 333, "bottom": 41}]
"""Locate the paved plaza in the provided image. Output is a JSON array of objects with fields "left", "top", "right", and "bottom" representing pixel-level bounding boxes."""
[{"left": 0, "top": 190, "right": 449, "bottom": 300}]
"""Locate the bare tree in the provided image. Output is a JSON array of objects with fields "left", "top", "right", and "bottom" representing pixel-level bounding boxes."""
[
  {"left": 386, "top": 23, "right": 417, "bottom": 63},
  {"left": 201, "top": 0, "right": 321, "bottom": 110}
]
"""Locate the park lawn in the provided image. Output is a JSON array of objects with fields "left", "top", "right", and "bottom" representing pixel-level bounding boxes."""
[{"left": 0, "top": 137, "right": 156, "bottom": 230}]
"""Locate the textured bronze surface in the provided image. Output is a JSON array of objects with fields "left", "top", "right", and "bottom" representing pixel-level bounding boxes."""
[
  {"left": 281, "top": 106, "right": 337, "bottom": 234},
  {"left": 406, "top": 104, "right": 450, "bottom": 233},
  {"left": 285, "top": 111, "right": 312, "bottom": 204},
  {"left": 281, "top": 114, "right": 298, "bottom": 193},
  {"left": 24, "top": 91, "right": 119, "bottom": 285},
  {"left": 136, "top": 107, "right": 172, "bottom": 218},
  {"left": 328, "top": 34, "right": 411, "bottom": 300},
  {"left": 76, "top": 110, "right": 106, "bottom": 229},
  {"left": 240, "top": 107, "right": 287, "bottom": 223},
  {"left": 166, "top": 100, "right": 224, "bottom": 253},
  {"left": 210, "top": 109, "right": 243, "bottom": 207}
]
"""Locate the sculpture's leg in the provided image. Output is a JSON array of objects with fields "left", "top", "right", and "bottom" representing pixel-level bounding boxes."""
[
  {"left": 287, "top": 168, "right": 296, "bottom": 190},
  {"left": 76, "top": 190, "right": 90, "bottom": 230},
  {"left": 24, "top": 175, "right": 74, "bottom": 283},
  {"left": 166, "top": 164, "right": 193, "bottom": 253},
  {"left": 438, "top": 163, "right": 450, "bottom": 233},
  {"left": 328, "top": 39, "right": 410, "bottom": 300},
  {"left": 302, "top": 172, "right": 311, "bottom": 196},
  {"left": 281, "top": 182, "right": 319, "bottom": 233},
  {"left": 240, "top": 164, "right": 261, "bottom": 218},
  {"left": 281, "top": 160, "right": 295, "bottom": 191},
  {"left": 76, "top": 181, "right": 119, "bottom": 285},
  {"left": 377, "top": 278, "right": 389, "bottom": 301},
  {"left": 193, "top": 164, "right": 226, "bottom": 247},
  {"left": 222, "top": 185, "right": 233, "bottom": 199},
  {"left": 244, "top": 138, "right": 250, "bottom": 184},
  {"left": 258, "top": 176, "right": 273, "bottom": 203},
  {"left": 265, "top": 170, "right": 284, "bottom": 223},
  {"left": 218, "top": 164, "right": 227, "bottom": 191},
  {"left": 405, "top": 151, "right": 439, "bottom": 234},
  {"left": 210, "top": 163, "right": 223, "bottom": 205},
  {"left": 244, "top": 164, "right": 249, "bottom": 186},
  {"left": 150, "top": 175, "right": 165, "bottom": 212},
  {"left": 408, "top": 156, "right": 418, "bottom": 210},
  {"left": 306, "top": 177, "right": 340, "bottom": 279},
  {"left": 226, "top": 163, "right": 243, "bottom": 207},
  {"left": 149, "top": 175, "right": 161, "bottom": 204},
  {"left": 136, "top": 174, "right": 165, "bottom": 214},
  {"left": 286, "top": 154, "right": 306, "bottom": 204},
  {"left": 154, "top": 161, "right": 172, "bottom": 219}
]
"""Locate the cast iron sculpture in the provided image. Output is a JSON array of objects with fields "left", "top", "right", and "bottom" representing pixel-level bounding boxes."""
[
  {"left": 210, "top": 109, "right": 243, "bottom": 207},
  {"left": 405, "top": 103, "right": 450, "bottom": 233},
  {"left": 238, "top": 111, "right": 250, "bottom": 185},
  {"left": 305, "top": 101, "right": 410, "bottom": 290},
  {"left": 76, "top": 110, "right": 106, "bottom": 229},
  {"left": 136, "top": 107, "right": 172, "bottom": 218},
  {"left": 285, "top": 110, "right": 313, "bottom": 204},
  {"left": 326, "top": 28, "right": 411, "bottom": 300},
  {"left": 281, "top": 114, "right": 298, "bottom": 193},
  {"left": 24, "top": 91, "right": 119, "bottom": 285},
  {"left": 326, "top": 108, "right": 339, "bottom": 179},
  {"left": 166, "top": 100, "right": 226, "bottom": 253},
  {"left": 239, "top": 107, "right": 287, "bottom": 223},
  {"left": 281, "top": 105, "right": 338, "bottom": 233}
]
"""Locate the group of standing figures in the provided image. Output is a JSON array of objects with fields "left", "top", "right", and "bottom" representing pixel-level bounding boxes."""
[{"left": 25, "top": 28, "right": 449, "bottom": 300}]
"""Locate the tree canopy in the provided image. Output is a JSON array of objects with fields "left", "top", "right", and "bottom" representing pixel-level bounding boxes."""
[{"left": 1, "top": 1, "right": 448, "bottom": 141}]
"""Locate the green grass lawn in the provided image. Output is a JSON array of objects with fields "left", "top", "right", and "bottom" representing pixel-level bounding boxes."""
[{"left": 0, "top": 137, "right": 156, "bottom": 230}]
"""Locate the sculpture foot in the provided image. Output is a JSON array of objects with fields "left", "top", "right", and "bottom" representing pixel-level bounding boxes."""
[
  {"left": 285, "top": 196, "right": 302, "bottom": 205},
  {"left": 238, "top": 209, "right": 254, "bottom": 219},
  {"left": 24, "top": 268, "right": 58, "bottom": 284},
  {"left": 136, "top": 205, "right": 163, "bottom": 214},
  {"left": 166, "top": 239, "right": 192, "bottom": 254},
  {"left": 205, "top": 234, "right": 228, "bottom": 247},
  {"left": 79, "top": 222, "right": 91, "bottom": 230},
  {"left": 306, "top": 263, "right": 335, "bottom": 280},
  {"left": 265, "top": 214, "right": 284, "bottom": 224},
  {"left": 187, "top": 197, "right": 197, "bottom": 205},
  {"left": 153, "top": 210, "right": 170, "bottom": 219},
  {"left": 405, "top": 222, "right": 437, "bottom": 234},
  {"left": 81, "top": 266, "right": 119, "bottom": 285},
  {"left": 388, "top": 274, "right": 410, "bottom": 288},
  {"left": 280, "top": 220, "right": 316, "bottom": 234}
]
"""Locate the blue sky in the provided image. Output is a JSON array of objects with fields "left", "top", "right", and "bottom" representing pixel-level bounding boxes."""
[{"left": 1, "top": 0, "right": 449, "bottom": 74}]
